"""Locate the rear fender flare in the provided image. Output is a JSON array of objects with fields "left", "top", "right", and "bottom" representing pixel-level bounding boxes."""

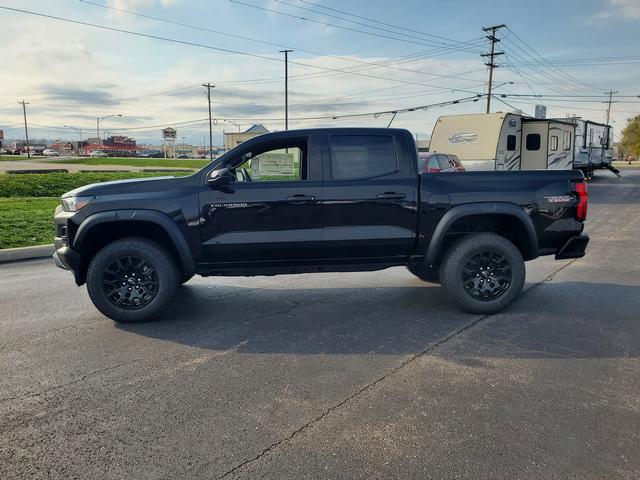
[
  {"left": 425, "top": 202, "right": 539, "bottom": 264},
  {"left": 73, "top": 209, "right": 196, "bottom": 276}
]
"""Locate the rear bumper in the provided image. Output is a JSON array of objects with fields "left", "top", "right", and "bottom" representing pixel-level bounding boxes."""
[{"left": 555, "top": 234, "right": 589, "bottom": 260}]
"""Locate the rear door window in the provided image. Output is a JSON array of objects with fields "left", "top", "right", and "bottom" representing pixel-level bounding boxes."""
[{"left": 329, "top": 135, "right": 397, "bottom": 180}]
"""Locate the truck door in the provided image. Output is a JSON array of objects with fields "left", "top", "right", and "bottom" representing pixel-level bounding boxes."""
[
  {"left": 521, "top": 122, "right": 549, "bottom": 170},
  {"left": 198, "top": 135, "right": 323, "bottom": 264},
  {"left": 320, "top": 133, "right": 417, "bottom": 260}
]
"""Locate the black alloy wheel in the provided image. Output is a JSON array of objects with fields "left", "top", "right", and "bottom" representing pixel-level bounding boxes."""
[
  {"left": 439, "top": 233, "right": 525, "bottom": 314},
  {"left": 102, "top": 256, "right": 159, "bottom": 309},
  {"left": 461, "top": 251, "right": 512, "bottom": 301}
]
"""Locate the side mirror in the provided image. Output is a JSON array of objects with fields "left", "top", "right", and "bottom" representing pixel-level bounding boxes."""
[{"left": 207, "top": 167, "right": 233, "bottom": 187}]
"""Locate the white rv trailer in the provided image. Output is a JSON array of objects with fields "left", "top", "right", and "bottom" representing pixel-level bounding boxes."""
[
  {"left": 429, "top": 112, "right": 576, "bottom": 171},
  {"left": 553, "top": 117, "right": 618, "bottom": 178}
]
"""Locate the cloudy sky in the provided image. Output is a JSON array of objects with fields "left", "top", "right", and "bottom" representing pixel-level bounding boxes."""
[{"left": 0, "top": 0, "right": 639, "bottom": 146}]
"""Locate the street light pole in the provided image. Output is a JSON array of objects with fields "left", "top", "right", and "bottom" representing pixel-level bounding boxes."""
[
  {"left": 97, "top": 114, "right": 122, "bottom": 146},
  {"left": 64, "top": 126, "right": 84, "bottom": 155},
  {"left": 279, "top": 49, "right": 293, "bottom": 130}
]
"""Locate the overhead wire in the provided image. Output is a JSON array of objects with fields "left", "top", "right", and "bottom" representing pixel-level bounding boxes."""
[
  {"left": 79, "top": 0, "right": 487, "bottom": 83},
  {"left": 0, "top": 5, "right": 485, "bottom": 95},
  {"left": 228, "top": 0, "right": 484, "bottom": 52}
]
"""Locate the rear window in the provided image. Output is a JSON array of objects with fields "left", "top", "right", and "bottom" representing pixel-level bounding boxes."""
[
  {"left": 507, "top": 135, "right": 517, "bottom": 151},
  {"left": 526, "top": 134, "right": 541, "bottom": 151},
  {"left": 438, "top": 155, "right": 453, "bottom": 170},
  {"left": 329, "top": 135, "right": 397, "bottom": 180}
]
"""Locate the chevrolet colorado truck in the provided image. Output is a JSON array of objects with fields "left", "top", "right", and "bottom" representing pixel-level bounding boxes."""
[{"left": 53, "top": 128, "right": 589, "bottom": 322}]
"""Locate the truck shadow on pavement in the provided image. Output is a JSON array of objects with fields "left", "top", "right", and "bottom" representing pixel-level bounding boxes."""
[{"left": 116, "top": 279, "right": 640, "bottom": 359}]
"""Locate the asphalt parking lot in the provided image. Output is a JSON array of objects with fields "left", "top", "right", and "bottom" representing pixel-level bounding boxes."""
[{"left": 1, "top": 171, "right": 639, "bottom": 479}]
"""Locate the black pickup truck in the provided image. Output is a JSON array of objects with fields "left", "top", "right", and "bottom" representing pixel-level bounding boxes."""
[{"left": 53, "top": 128, "right": 589, "bottom": 322}]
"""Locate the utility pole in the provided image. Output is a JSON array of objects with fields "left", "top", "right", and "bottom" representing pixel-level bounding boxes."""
[
  {"left": 604, "top": 90, "right": 618, "bottom": 126},
  {"left": 203, "top": 82, "right": 214, "bottom": 162},
  {"left": 18, "top": 100, "right": 30, "bottom": 158},
  {"left": 279, "top": 49, "right": 293, "bottom": 130},
  {"left": 481, "top": 24, "right": 506, "bottom": 113}
]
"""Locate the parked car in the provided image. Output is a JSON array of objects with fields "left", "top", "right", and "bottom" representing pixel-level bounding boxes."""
[
  {"left": 177, "top": 154, "right": 190, "bottom": 159},
  {"left": 54, "top": 128, "right": 589, "bottom": 323},
  {"left": 90, "top": 150, "right": 108, "bottom": 158},
  {"left": 42, "top": 149, "right": 60, "bottom": 157},
  {"left": 419, "top": 152, "right": 464, "bottom": 173}
]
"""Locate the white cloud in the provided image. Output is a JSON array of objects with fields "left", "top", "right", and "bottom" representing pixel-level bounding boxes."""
[
  {"left": 108, "top": 0, "right": 177, "bottom": 9},
  {"left": 609, "top": 0, "right": 640, "bottom": 18},
  {"left": 592, "top": 0, "right": 640, "bottom": 20}
]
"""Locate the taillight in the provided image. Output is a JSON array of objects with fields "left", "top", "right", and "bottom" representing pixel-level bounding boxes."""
[{"left": 574, "top": 182, "right": 588, "bottom": 221}]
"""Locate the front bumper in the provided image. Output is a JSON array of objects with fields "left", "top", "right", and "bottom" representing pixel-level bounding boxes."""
[
  {"left": 53, "top": 205, "right": 85, "bottom": 283},
  {"left": 555, "top": 234, "right": 589, "bottom": 260},
  {"left": 53, "top": 245, "right": 80, "bottom": 270}
]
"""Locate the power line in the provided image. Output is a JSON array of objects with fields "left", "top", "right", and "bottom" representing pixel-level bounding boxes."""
[
  {"left": 272, "top": 0, "right": 485, "bottom": 51},
  {"left": 295, "top": 0, "right": 486, "bottom": 49},
  {"left": 9, "top": 95, "right": 485, "bottom": 134},
  {"left": 229, "top": 0, "right": 484, "bottom": 52},
  {"left": 503, "top": 27, "right": 598, "bottom": 94},
  {"left": 79, "top": 0, "right": 486, "bottom": 83},
  {"left": 0, "top": 5, "right": 482, "bottom": 94}
]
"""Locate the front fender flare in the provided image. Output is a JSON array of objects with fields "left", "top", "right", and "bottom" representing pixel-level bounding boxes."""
[
  {"left": 73, "top": 209, "right": 196, "bottom": 276},
  {"left": 425, "top": 202, "right": 539, "bottom": 264}
]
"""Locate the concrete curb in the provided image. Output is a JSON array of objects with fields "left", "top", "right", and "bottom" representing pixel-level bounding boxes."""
[{"left": 0, "top": 244, "right": 54, "bottom": 263}]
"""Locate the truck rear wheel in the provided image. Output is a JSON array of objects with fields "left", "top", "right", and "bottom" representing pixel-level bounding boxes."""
[
  {"left": 440, "top": 233, "right": 525, "bottom": 315},
  {"left": 406, "top": 263, "right": 440, "bottom": 284},
  {"left": 86, "top": 237, "right": 179, "bottom": 323}
]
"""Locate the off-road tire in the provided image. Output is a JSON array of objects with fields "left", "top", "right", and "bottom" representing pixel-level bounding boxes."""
[
  {"left": 86, "top": 237, "right": 179, "bottom": 323},
  {"left": 440, "top": 233, "right": 525, "bottom": 314},
  {"left": 406, "top": 263, "right": 440, "bottom": 284}
]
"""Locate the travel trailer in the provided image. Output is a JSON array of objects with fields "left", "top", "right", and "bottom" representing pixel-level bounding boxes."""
[
  {"left": 429, "top": 112, "right": 576, "bottom": 171},
  {"left": 555, "top": 117, "right": 619, "bottom": 178}
]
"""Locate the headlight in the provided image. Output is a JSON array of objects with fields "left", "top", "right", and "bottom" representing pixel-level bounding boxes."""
[{"left": 61, "top": 196, "right": 95, "bottom": 212}]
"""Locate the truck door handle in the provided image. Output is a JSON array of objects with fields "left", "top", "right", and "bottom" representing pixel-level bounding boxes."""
[
  {"left": 377, "top": 192, "right": 406, "bottom": 200},
  {"left": 286, "top": 194, "right": 315, "bottom": 202}
]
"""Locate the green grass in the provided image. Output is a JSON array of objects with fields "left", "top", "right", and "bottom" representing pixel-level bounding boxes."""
[
  {"left": 0, "top": 197, "right": 59, "bottom": 249},
  {"left": 50, "top": 157, "right": 209, "bottom": 169},
  {"left": 0, "top": 171, "right": 191, "bottom": 197},
  {"left": 0, "top": 171, "right": 196, "bottom": 249}
]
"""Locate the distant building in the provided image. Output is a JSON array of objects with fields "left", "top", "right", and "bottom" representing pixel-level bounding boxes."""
[
  {"left": 80, "top": 135, "right": 143, "bottom": 156},
  {"left": 223, "top": 124, "right": 269, "bottom": 151}
]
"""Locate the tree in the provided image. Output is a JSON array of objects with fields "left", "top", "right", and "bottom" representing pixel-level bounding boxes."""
[{"left": 620, "top": 115, "right": 640, "bottom": 160}]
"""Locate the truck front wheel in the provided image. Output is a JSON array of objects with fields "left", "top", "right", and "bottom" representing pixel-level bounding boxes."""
[
  {"left": 440, "top": 233, "right": 525, "bottom": 314},
  {"left": 86, "top": 237, "right": 179, "bottom": 323}
]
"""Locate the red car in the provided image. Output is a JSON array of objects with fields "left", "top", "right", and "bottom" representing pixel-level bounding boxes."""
[{"left": 418, "top": 152, "right": 465, "bottom": 173}]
